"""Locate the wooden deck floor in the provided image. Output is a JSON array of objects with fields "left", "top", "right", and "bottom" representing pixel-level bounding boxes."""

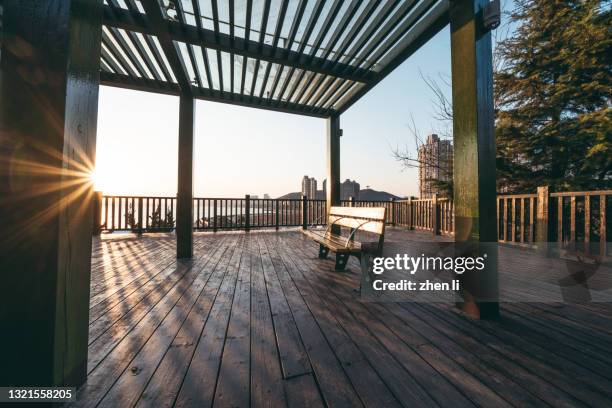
[{"left": 74, "top": 229, "right": 612, "bottom": 407}]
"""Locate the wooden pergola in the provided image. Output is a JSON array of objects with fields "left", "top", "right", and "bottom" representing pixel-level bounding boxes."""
[{"left": 0, "top": 0, "right": 498, "bottom": 388}]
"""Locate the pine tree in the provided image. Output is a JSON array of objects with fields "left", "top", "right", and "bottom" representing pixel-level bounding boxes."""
[{"left": 495, "top": 0, "right": 611, "bottom": 192}]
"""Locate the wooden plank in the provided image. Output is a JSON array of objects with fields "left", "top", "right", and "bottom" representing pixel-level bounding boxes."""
[
  {"left": 413, "top": 304, "right": 592, "bottom": 408},
  {"left": 249, "top": 233, "right": 287, "bottom": 408},
  {"left": 174, "top": 235, "right": 244, "bottom": 406},
  {"left": 285, "top": 234, "right": 443, "bottom": 406},
  {"left": 257, "top": 234, "right": 312, "bottom": 379},
  {"left": 214, "top": 234, "right": 252, "bottom": 407},
  {"left": 268, "top": 234, "right": 402, "bottom": 408},
  {"left": 75, "top": 240, "right": 223, "bottom": 405},
  {"left": 330, "top": 206, "right": 386, "bottom": 220},
  {"left": 419, "top": 305, "right": 596, "bottom": 408},
  {"left": 261, "top": 234, "right": 363, "bottom": 407},
  {"left": 98, "top": 238, "right": 233, "bottom": 407},
  {"left": 392, "top": 303, "right": 548, "bottom": 407},
  {"left": 135, "top": 236, "right": 237, "bottom": 407}
]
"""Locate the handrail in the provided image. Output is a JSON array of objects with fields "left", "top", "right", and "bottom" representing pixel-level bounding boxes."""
[{"left": 93, "top": 188, "right": 610, "bottom": 260}]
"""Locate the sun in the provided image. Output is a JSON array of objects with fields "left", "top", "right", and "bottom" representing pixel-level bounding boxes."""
[{"left": 89, "top": 168, "right": 101, "bottom": 189}]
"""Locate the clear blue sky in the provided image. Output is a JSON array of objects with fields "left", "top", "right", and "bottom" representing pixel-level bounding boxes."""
[{"left": 95, "top": 25, "right": 454, "bottom": 198}]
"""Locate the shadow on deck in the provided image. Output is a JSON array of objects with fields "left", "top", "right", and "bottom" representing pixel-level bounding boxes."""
[{"left": 74, "top": 228, "right": 612, "bottom": 407}]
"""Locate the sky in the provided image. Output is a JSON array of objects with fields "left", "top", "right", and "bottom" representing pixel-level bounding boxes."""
[{"left": 94, "top": 25, "right": 454, "bottom": 198}]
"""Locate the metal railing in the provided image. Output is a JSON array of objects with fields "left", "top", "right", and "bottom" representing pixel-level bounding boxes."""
[{"left": 93, "top": 188, "right": 610, "bottom": 259}]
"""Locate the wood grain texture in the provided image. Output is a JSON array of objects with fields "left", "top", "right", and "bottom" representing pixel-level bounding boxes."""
[{"left": 73, "top": 230, "right": 612, "bottom": 407}]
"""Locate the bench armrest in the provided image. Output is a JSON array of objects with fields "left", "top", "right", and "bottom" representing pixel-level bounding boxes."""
[
  {"left": 345, "top": 220, "right": 372, "bottom": 248},
  {"left": 323, "top": 215, "right": 351, "bottom": 235}
]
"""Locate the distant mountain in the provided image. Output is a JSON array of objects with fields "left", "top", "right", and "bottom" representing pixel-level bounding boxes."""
[
  {"left": 358, "top": 188, "right": 402, "bottom": 201},
  {"left": 276, "top": 192, "right": 302, "bottom": 200},
  {"left": 277, "top": 188, "right": 402, "bottom": 201}
]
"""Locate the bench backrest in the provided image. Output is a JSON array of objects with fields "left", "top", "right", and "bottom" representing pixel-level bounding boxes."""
[{"left": 328, "top": 206, "right": 386, "bottom": 236}]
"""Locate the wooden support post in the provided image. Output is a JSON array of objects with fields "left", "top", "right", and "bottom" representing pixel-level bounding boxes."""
[
  {"left": 176, "top": 94, "right": 194, "bottom": 258},
  {"left": 450, "top": 0, "right": 498, "bottom": 319},
  {"left": 93, "top": 191, "right": 103, "bottom": 236},
  {"left": 275, "top": 199, "right": 280, "bottom": 231},
  {"left": 520, "top": 198, "right": 525, "bottom": 243},
  {"left": 536, "top": 186, "right": 550, "bottom": 255},
  {"left": 600, "top": 195, "right": 607, "bottom": 258},
  {"left": 245, "top": 194, "right": 251, "bottom": 232},
  {"left": 432, "top": 194, "right": 440, "bottom": 235},
  {"left": 0, "top": 0, "right": 102, "bottom": 387},
  {"left": 408, "top": 197, "right": 414, "bottom": 229},
  {"left": 213, "top": 199, "right": 218, "bottom": 232},
  {"left": 558, "top": 197, "right": 563, "bottom": 253},
  {"left": 570, "top": 195, "right": 576, "bottom": 251},
  {"left": 302, "top": 195, "right": 308, "bottom": 230},
  {"left": 137, "top": 197, "right": 144, "bottom": 235},
  {"left": 327, "top": 115, "right": 341, "bottom": 235},
  {"left": 584, "top": 195, "right": 590, "bottom": 254}
]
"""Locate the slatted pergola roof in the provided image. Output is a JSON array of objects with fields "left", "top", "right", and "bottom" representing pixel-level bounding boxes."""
[{"left": 101, "top": 0, "right": 450, "bottom": 118}]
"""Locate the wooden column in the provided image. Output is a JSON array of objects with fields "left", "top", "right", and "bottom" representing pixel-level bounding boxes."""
[
  {"left": 176, "top": 94, "right": 195, "bottom": 258},
  {"left": 93, "top": 191, "right": 103, "bottom": 235},
  {"left": 326, "top": 115, "right": 341, "bottom": 234},
  {"left": 450, "top": 0, "right": 499, "bottom": 319},
  {"left": 0, "top": 0, "right": 102, "bottom": 386}
]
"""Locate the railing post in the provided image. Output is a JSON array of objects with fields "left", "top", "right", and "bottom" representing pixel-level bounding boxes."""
[
  {"left": 408, "top": 197, "right": 414, "bottom": 229},
  {"left": 213, "top": 199, "right": 217, "bottom": 232},
  {"left": 600, "top": 194, "right": 607, "bottom": 258},
  {"left": 275, "top": 199, "right": 280, "bottom": 230},
  {"left": 137, "top": 197, "right": 143, "bottom": 235},
  {"left": 245, "top": 194, "right": 251, "bottom": 232},
  {"left": 536, "top": 186, "right": 550, "bottom": 256},
  {"left": 389, "top": 197, "right": 395, "bottom": 226},
  {"left": 93, "top": 191, "right": 103, "bottom": 236},
  {"left": 349, "top": 196, "right": 355, "bottom": 207},
  {"left": 432, "top": 193, "right": 440, "bottom": 235},
  {"left": 302, "top": 195, "right": 308, "bottom": 230}
]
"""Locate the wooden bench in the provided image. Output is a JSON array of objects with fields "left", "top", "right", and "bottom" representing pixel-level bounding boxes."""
[{"left": 302, "top": 206, "right": 386, "bottom": 271}]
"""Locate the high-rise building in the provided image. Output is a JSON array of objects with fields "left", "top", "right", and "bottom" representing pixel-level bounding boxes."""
[
  {"left": 418, "top": 134, "right": 453, "bottom": 198},
  {"left": 321, "top": 178, "right": 360, "bottom": 200},
  {"left": 301, "top": 175, "right": 317, "bottom": 199},
  {"left": 341, "top": 179, "right": 360, "bottom": 200}
]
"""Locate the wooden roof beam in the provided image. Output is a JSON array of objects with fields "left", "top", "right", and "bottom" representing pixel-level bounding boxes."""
[
  {"left": 102, "top": 5, "right": 376, "bottom": 84},
  {"left": 140, "top": 0, "right": 192, "bottom": 95}
]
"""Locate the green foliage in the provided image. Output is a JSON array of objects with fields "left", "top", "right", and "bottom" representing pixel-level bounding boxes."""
[
  {"left": 148, "top": 205, "right": 175, "bottom": 231},
  {"left": 126, "top": 204, "right": 139, "bottom": 231},
  {"left": 495, "top": 0, "right": 612, "bottom": 192}
]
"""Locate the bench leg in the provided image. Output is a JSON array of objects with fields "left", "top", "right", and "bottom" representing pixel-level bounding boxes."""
[
  {"left": 360, "top": 253, "right": 373, "bottom": 286},
  {"left": 335, "top": 253, "right": 349, "bottom": 271},
  {"left": 318, "top": 244, "right": 330, "bottom": 259}
]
